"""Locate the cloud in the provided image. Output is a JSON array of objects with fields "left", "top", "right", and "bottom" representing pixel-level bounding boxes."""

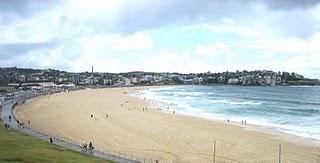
[
  {"left": 260, "top": 0, "right": 320, "bottom": 10},
  {"left": 0, "top": 1, "right": 62, "bottom": 25},
  {"left": 0, "top": 31, "right": 153, "bottom": 71},
  {"left": 240, "top": 32, "right": 320, "bottom": 76},
  {"left": 1, "top": 0, "right": 319, "bottom": 42},
  {"left": 0, "top": 0, "right": 320, "bottom": 78},
  {"left": 0, "top": 1, "right": 59, "bottom": 13},
  {"left": 80, "top": 32, "right": 153, "bottom": 53},
  {"left": 114, "top": 0, "right": 320, "bottom": 34},
  {"left": 0, "top": 42, "right": 52, "bottom": 59},
  {"left": 195, "top": 42, "right": 230, "bottom": 56},
  {"left": 1, "top": 0, "right": 320, "bottom": 36},
  {"left": 138, "top": 50, "right": 213, "bottom": 73},
  {"left": 245, "top": 33, "right": 320, "bottom": 54}
]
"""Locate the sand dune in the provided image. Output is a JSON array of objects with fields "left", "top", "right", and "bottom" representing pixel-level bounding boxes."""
[{"left": 14, "top": 87, "right": 320, "bottom": 163}]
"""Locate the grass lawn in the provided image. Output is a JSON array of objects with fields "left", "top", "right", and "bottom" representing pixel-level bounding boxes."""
[{"left": 0, "top": 122, "right": 113, "bottom": 163}]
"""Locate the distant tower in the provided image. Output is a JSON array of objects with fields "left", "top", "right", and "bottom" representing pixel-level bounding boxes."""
[{"left": 91, "top": 66, "right": 93, "bottom": 73}]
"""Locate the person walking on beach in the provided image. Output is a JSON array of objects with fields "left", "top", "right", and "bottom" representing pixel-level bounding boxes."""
[
  {"left": 89, "top": 141, "right": 94, "bottom": 151},
  {"left": 244, "top": 120, "right": 247, "bottom": 125}
]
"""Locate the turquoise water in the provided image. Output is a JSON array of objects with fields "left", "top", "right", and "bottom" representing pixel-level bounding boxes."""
[{"left": 137, "top": 85, "right": 320, "bottom": 140}]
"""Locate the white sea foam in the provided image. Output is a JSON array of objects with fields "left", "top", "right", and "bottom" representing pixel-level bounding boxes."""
[
  {"left": 205, "top": 99, "right": 262, "bottom": 106},
  {"left": 289, "top": 85, "right": 320, "bottom": 88},
  {"left": 173, "top": 91, "right": 212, "bottom": 96}
]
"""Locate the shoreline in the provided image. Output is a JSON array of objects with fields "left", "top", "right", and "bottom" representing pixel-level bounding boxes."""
[
  {"left": 136, "top": 93, "right": 320, "bottom": 148},
  {"left": 14, "top": 86, "right": 320, "bottom": 162},
  {"left": 134, "top": 85, "right": 320, "bottom": 146}
]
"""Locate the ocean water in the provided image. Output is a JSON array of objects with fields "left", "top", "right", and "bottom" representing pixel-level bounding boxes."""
[{"left": 136, "top": 85, "right": 320, "bottom": 141}]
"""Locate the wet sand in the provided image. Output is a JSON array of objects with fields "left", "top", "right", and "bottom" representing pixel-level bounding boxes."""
[{"left": 14, "top": 87, "right": 320, "bottom": 163}]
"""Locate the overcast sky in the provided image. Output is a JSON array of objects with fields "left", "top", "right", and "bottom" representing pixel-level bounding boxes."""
[{"left": 0, "top": 0, "right": 320, "bottom": 78}]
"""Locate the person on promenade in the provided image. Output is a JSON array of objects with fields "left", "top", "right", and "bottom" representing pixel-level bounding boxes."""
[
  {"left": 16, "top": 120, "right": 20, "bottom": 127},
  {"left": 49, "top": 137, "right": 53, "bottom": 143},
  {"left": 8, "top": 115, "right": 11, "bottom": 122},
  {"left": 5, "top": 123, "right": 11, "bottom": 131},
  {"left": 82, "top": 142, "right": 87, "bottom": 152}
]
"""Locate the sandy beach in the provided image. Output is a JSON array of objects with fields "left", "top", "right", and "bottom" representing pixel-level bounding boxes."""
[{"left": 14, "top": 87, "right": 320, "bottom": 163}]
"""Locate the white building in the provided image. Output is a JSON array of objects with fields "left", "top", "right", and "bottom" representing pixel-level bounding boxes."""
[
  {"left": 228, "top": 78, "right": 239, "bottom": 84},
  {"left": 124, "top": 78, "right": 132, "bottom": 86}
]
